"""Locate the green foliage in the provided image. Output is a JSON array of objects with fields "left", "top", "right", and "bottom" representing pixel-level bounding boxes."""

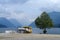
[
  {"left": 35, "top": 12, "right": 53, "bottom": 34},
  {"left": 23, "top": 26, "right": 32, "bottom": 29}
]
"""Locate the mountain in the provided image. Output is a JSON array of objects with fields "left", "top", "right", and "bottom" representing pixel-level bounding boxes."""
[
  {"left": 29, "top": 12, "right": 60, "bottom": 28},
  {"left": 48, "top": 11, "right": 60, "bottom": 28},
  {"left": 0, "top": 24, "right": 7, "bottom": 28},
  {"left": 9, "top": 19, "right": 22, "bottom": 28},
  {"left": 29, "top": 22, "right": 37, "bottom": 28},
  {"left": 0, "top": 17, "right": 15, "bottom": 28}
]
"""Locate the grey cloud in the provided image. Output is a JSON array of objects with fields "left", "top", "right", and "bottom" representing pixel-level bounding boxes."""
[
  {"left": 0, "top": 0, "right": 28, "bottom": 4},
  {"left": 14, "top": 9, "right": 24, "bottom": 14},
  {"left": 0, "top": 8, "right": 11, "bottom": 15}
]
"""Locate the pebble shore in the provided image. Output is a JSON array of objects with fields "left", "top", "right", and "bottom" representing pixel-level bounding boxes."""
[{"left": 0, "top": 33, "right": 60, "bottom": 40}]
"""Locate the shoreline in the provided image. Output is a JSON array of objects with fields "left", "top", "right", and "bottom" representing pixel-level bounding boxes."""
[
  {"left": 0, "top": 33, "right": 60, "bottom": 37},
  {"left": 0, "top": 33, "right": 60, "bottom": 40}
]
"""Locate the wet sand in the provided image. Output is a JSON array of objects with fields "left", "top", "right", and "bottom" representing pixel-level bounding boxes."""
[{"left": 0, "top": 33, "right": 60, "bottom": 40}]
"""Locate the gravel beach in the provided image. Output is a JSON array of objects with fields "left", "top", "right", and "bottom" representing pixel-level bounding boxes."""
[{"left": 0, "top": 33, "right": 60, "bottom": 40}]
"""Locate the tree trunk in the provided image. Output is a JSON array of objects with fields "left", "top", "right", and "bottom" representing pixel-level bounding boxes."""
[{"left": 43, "top": 28, "right": 47, "bottom": 34}]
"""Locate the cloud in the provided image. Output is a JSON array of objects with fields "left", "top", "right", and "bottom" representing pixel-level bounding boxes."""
[
  {"left": 0, "top": 0, "right": 60, "bottom": 26},
  {"left": 0, "top": 0, "right": 28, "bottom": 4},
  {"left": 29, "top": 18, "right": 36, "bottom": 22},
  {"left": 25, "top": 0, "right": 60, "bottom": 12},
  {"left": 50, "top": 0, "right": 59, "bottom": 3}
]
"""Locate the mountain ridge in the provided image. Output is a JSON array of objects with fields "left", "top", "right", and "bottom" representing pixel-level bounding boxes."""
[
  {"left": 0, "top": 17, "right": 15, "bottom": 28},
  {"left": 29, "top": 11, "right": 60, "bottom": 28}
]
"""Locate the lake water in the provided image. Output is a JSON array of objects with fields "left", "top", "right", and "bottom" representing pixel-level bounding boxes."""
[
  {"left": 32, "top": 28, "right": 60, "bottom": 34},
  {"left": 0, "top": 28, "right": 60, "bottom": 34}
]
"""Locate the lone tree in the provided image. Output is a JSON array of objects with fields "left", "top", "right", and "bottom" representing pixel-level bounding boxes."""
[{"left": 35, "top": 12, "right": 53, "bottom": 34}]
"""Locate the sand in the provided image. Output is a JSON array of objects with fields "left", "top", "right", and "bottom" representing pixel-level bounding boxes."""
[{"left": 0, "top": 33, "right": 60, "bottom": 40}]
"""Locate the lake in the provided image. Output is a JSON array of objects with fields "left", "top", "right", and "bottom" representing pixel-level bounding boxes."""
[
  {"left": 0, "top": 28, "right": 60, "bottom": 34},
  {"left": 32, "top": 28, "right": 60, "bottom": 34}
]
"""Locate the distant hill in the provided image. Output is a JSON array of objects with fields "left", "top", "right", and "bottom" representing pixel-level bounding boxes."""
[
  {"left": 48, "top": 11, "right": 60, "bottom": 28},
  {"left": 29, "top": 22, "right": 36, "bottom": 28},
  {"left": 9, "top": 19, "right": 22, "bottom": 28},
  {"left": 0, "top": 24, "right": 7, "bottom": 28},
  {"left": 0, "top": 17, "right": 15, "bottom": 28},
  {"left": 29, "top": 12, "right": 60, "bottom": 28}
]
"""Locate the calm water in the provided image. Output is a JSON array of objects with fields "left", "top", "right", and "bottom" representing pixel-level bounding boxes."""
[
  {"left": 32, "top": 28, "right": 60, "bottom": 34},
  {"left": 0, "top": 28, "right": 60, "bottom": 34}
]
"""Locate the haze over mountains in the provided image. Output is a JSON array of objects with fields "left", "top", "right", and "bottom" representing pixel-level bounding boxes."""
[
  {"left": 0, "top": 12, "right": 60, "bottom": 28},
  {"left": 9, "top": 19, "right": 22, "bottom": 27},
  {"left": 0, "top": 17, "right": 22, "bottom": 28},
  {"left": 0, "top": 17, "right": 15, "bottom": 28}
]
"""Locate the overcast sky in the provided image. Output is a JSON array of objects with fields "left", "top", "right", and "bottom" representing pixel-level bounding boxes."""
[{"left": 0, "top": 0, "right": 60, "bottom": 26}]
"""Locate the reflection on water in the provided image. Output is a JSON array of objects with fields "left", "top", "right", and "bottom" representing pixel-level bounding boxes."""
[{"left": 0, "top": 28, "right": 60, "bottom": 34}]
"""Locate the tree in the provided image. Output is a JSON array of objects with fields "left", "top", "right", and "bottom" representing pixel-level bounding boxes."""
[{"left": 35, "top": 12, "right": 53, "bottom": 34}]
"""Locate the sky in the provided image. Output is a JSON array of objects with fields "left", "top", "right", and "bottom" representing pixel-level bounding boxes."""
[{"left": 0, "top": 0, "right": 60, "bottom": 26}]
